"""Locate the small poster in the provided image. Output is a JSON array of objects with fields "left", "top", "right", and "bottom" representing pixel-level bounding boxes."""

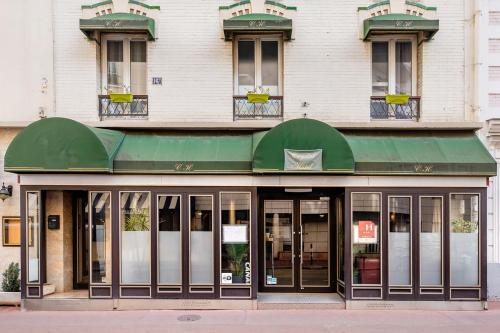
[
  {"left": 354, "top": 220, "right": 378, "bottom": 244},
  {"left": 221, "top": 273, "right": 233, "bottom": 284},
  {"left": 222, "top": 225, "right": 248, "bottom": 244},
  {"left": 266, "top": 275, "right": 277, "bottom": 285}
]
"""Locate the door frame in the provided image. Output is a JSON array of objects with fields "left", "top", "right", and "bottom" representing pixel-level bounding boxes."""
[{"left": 72, "top": 191, "right": 89, "bottom": 290}]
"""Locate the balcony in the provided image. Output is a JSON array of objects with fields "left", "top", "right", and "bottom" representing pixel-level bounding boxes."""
[
  {"left": 233, "top": 96, "right": 283, "bottom": 120},
  {"left": 370, "top": 96, "right": 420, "bottom": 121},
  {"left": 98, "top": 95, "right": 148, "bottom": 120}
]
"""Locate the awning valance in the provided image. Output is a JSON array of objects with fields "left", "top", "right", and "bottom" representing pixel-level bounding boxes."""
[
  {"left": 362, "top": 13, "right": 439, "bottom": 41},
  {"left": 80, "top": 13, "right": 156, "bottom": 40},
  {"left": 223, "top": 13, "right": 293, "bottom": 41}
]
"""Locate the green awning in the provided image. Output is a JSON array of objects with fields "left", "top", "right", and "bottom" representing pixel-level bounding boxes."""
[
  {"left": 223, "top": 13, "right": 293, "bottom": 41},
  {"left": 80, "top": 13, "right": 156, "bottom": 40},
  {"left": 4, "top": 118, "right": 124, "bottom": 173},
  {"left": 113, "top": 133, "right": 254, "bottom": 174},
  {"left": 363, "top": 14, "right": 439, "bottom": 41},
  {"left": 344, "top": 131, "right": 497, "bottom": 176}
]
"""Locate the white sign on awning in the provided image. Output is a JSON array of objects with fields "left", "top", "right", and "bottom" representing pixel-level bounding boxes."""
[{"left": 284, "top": 149, "right": 322, "bottom": 171}]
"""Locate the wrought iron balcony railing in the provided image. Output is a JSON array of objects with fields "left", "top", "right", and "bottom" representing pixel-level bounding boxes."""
[
  {"left": 370, "top": 96, "right": 420, "bottom": 121},
  {"left": 98, "top": 95, "right": 148, "bottom": 120},
  {"left": 233, "top": 95, "right": 283, "bottom": 120}
]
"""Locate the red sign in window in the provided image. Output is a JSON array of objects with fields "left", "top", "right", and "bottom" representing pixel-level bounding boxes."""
[{"left": 358, "top": 220, "right": 376, "bottom": 239}]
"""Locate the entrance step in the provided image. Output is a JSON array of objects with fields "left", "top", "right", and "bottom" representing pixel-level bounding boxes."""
[{"left": 257, "top": 293, "right": 345, "bottom": 310}]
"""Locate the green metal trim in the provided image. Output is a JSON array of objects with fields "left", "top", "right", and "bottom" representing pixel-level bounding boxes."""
[
  {"left": 223, "top": 13, "right": 293, "bottom": 40},
  {"left": 81, "top": 0, "right": 112, "bottom": 9},
  {"left": 219, "top": 0, "right": 251, "bottom": 10},
  {"left": 265, "top": 1, "right": 297, "bottom": 11},
  {"left": 406, "top": 1, "right": 437, "bottom": 11},
  {"left": 79, "top": 12, "right": 156, "bottom": 40},
  {"left": 362, "top": 13, "right": 439, "bottom": 40},
  {"left": 357, "top": 0, "right": 390, "bottom": 11},
  {"left": 128, "top": 0, "right": 160, "bottom": 10}
]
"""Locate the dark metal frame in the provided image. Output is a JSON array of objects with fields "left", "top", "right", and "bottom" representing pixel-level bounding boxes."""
[
  {"left": 233, "top": 96, "right": 283, "bottom": 120},
  {"left": 98, "top": 95, "right": 148, "bottom": 120},
  {"left": 370, "top": 96, "right": 421, "bottom": 120}
]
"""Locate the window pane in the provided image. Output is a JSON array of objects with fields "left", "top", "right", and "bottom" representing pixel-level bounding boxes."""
[
  {"left": 3, "top": 218, "right": 20, "bottom": 246},
  {"left": 372, "top": 42, "right": 389, "bottom": 96},
  {"left": 261, "top": 40, "right": 279, "bottom": 95},
  {"left": 190, "top": 196, "right": 213, "bottom": 284},
  {"left": 264, "top": 201, "right": 293, "bottom": 286},
  {"left": 107, "top": 41, "right": 124, "bottom": 92},
  {"left": 120, "top": 192, "right": 151, "bottom": 284},
  {"left": 450, "top": 194, "right": 479, "bottom": 286},
  {"left": 130, "top": 41, "right": 147, "bottom": 95},
  {"left": 336, "top": 197, "right": 345, "bottom": 283},
  {"left": 352, "top": 193, "right": 381, "bottom": 285},
  {"left": 221, "top": 193, "right": 251, "bottom": 285},
  {"left": 91, "top": 192, "right": 112, "bottom": 284},
  {"left": 158, "top": 195, "right": 182, "bottom": 285},
  {"left": 238, "top": 40, "right": 255, "bottom": 94},
  {"left": 395, "top": 41, "right": 412, "bottom": 95},
  {"left": 420, "top": 197, "right": 442, "bottom": 286},
  {"left": 27, "top": 192, "right": 40, "bottom": 283},
  {"left": 388, "top": 197, "right": 411, "bottom": 286}
]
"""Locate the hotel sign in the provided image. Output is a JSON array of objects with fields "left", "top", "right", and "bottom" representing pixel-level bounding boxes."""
[{"left": 284, "top": 149, "right": 322, "bottom": 171}]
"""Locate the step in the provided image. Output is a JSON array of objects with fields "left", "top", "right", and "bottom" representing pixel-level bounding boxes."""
[{"left": 257, "top": 293, "right": 345, "bottom": 310}]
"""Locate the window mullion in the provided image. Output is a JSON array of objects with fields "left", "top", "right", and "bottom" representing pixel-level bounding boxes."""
[
  {"left": 388, "top": 40, "right": 396, "bottom": 95},
  {"left": 123, "top": 38, "right": 131, "bottom": 93},
  {"left": 255, "top": 38, "right": 262, "bottom": 91}
]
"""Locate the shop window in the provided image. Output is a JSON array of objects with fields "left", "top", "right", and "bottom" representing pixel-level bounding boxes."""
[
  {"left": 220, "top": 192, "right": 251, "bottom": 285},
  {"left": 450, "top": 194, "right": 480, "bottom": 286},
  {"left": 157, "top": 195, "right": 182, "bottom": 285},
  {"left": 120, "top": 192, "right": 151, "bottom": 284},
  {"left": 102, "top": 35, "right": 147, "bottom": 94},
  {"left": 352, "top": 193, "right": 381, "bottom": 285},
  {"left": 388, "top": 197, "right": 411, "bottom": 287},
  {"left": 90, "top": 192, "right": 112, "bottom": 284},
  {"left": 27, "top": 192, "right": 40, "bottom": 284},
  {"left": 189, "top": 195, "right": 214, "bottom": 285},
  {"left": 2, "top": 217, "right": 20, "bottom": 246},
  {"left": 419, "top": 197, "right": 443, "bottom": 286},
  {"left": 336, "top": 198, "right": 345, "bottom": 284}
]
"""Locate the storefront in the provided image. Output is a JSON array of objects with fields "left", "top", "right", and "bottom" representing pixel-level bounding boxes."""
[{"left": 4, "top": 117, "right": 496, "bottom": 310}]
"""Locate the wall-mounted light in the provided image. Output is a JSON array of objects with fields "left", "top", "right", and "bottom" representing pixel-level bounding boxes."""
[{"left": 0, "top": 183, "right": 13, "bottom": 201}]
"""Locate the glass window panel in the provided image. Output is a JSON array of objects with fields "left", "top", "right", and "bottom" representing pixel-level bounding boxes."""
[
  {"left": 372, "top": 42, "right": 389, "bottom": 96},
  {"left": 130, "top": 41, "right": 147, "bottom": 95},
  {"left": 237, "top": 40, "right": 255, "bottom": 94},
  {"left": 420, "top": 197, "right": 442, "bottom": 286},
  {"left": 336, "top": 198, "right": 345, "bottom": 283},
  {"left": 190, "top": 195, "right": 213, "bottom": 284},
  {"left": 395, "top": 41, "right": 412, "bottom": 95},
  {"left": 388, "top": 197, "right": 411, "bottom": 286},
  {"left": 107, "top": 41, "right": 124, "bottom": 92},
  {"left": 27, "top": 192, "right": 40, "bottom": 283},
  {"left": 352, "top": 193, "right": 381, "bottom": 285},
  {"left": 220, "top": 193, "right": 251, "bottom": 285},
  {"left": 3, "top": 217, "right": 20, "bottom": 246},
  {"left": 158, "top": 195, "right": 182, "bottom": 285},
  {"left": 264, "top": 200, "right": 293, "bottom": 287},
  {"left": 450, "top": 194, "right": 480, "bottom": 286},
  {"left": 261, "top": 40, "right": 279, "bottom": 95},
  {"left": 91, "top": 192, "right": 112, "bottom": 284},
  {"left": 120, "top": 192, "right": 151, "bottom": 284}
]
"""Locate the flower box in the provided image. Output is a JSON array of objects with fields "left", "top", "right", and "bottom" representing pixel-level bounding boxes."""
[
  {"left": 110, "top": 93, "right": 133, "bottom": 103},
  {"left": 247, "top": 93, "right": 270, "bottom": 104},
  {"left": 385, "top": 94, "right": 409, "bottom": 105}
]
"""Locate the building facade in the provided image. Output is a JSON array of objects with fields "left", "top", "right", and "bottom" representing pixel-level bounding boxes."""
[{"left": 0, "top": 0, "right": 496, "bottom": 310}]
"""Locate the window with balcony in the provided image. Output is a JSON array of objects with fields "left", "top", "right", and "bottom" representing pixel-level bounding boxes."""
[
  {"left": 371, "top": 37, "right": 420, "bottom": 120},
  {"left": 233, "top": 36, "right": 283, "bottom": 120},
  {"left": 99, "top": 35, "right": 148, "bottom": 119}
]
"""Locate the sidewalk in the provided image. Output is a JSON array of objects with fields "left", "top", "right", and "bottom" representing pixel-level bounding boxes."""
[{"left": 1, "top": 305, "right": 500, "bottom": 333}]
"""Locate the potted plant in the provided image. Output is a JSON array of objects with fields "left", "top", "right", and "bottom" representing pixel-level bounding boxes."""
[
  {"left": 246, "top": 87, "right": 270, "bottom": 104},
  {"left": 0, "top": 262, "right": 21, "bottom": 306},
  {"left": 451, "top": 217, "right": 478, "bottom": 233},
  {"left": 226, "top": 244, "right": 248, "bottom": 284},
  {"left": 385, "top": 93, "right": 409, "bottom": 105},
  {"left": 122, "top": 208, "right": 150, "bottom": 283}
]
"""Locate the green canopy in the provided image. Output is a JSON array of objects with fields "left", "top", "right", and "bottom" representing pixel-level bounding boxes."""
[
  {"left": 223, "top": 13, "right": 293, "bottom": 41},
  {"left": 4, "top": 118, "right": 124, "bottom": 173},
  {"left": 80, "top": 12, "right": 156, "bottom": 40},
  {"left": 363, "top": 13, "right": 439, "bottom": 41}
]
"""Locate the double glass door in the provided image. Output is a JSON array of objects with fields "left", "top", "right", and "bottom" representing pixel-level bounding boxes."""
[{"left": 263, "top": 199, "right": 331, "bottom": 292}]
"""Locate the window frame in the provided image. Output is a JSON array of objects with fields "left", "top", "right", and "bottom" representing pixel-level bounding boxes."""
[
  {"left": 370, "top": 34, "right": 418, "bottom": 96},
  {"left": 89, "top": 191, "right": 112, "bottom": 285},
  {"left": 233, "top": 34, "right": 284, "bottom": 96},
  {"left": 2, "top": 216, "right": 21, "bottom": 247},
  {"left": 100, "top": 33, "right": 148, "bottom": 94}
]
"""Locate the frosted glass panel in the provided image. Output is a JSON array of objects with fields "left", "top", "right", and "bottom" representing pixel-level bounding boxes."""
[
  {"left": 158, "top": 195, "right": 182, "bottom": 285},
  {"left": 238, "top": 41, "right": 255, "bottom": 94},
  {"left": 388, "top": 197, "right": 411, "bottom": 286},
  {"left": 372, "top": 42, "right": 388, "bottom": 95},
  {"left": 420, "top": 197, "right": 442, "bottom": 286},
  {"left": 396, "top": 42, "right": 412, "bottom": 95},
  {"left": 107, "top": 41, "right": 124, "bottom": 92},
  {"left": 261, "top": 41, "right": 279, "bottom": 95},
  {"left": 27, "top": 192, "right": 40, "bottom": 283},
  {"left": 91, "top": 192, "right": 112, "bottom": 284},
  {"left": 130, "top": 41, "right": 147, "bottom": 94},
  {"left": 190, "top": 196, "right": 213, "bottom": 284},
  {"left": 450, "top": 194, "right": 479, "bottom": 286}
]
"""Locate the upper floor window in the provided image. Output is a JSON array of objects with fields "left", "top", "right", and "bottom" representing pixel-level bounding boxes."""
[{"left": 101, "top": 35, "right": 147, "bottom": 94}]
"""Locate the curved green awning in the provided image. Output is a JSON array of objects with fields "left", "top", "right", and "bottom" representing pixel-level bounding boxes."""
[
  {"left": 253, "top": 118, "right": 355, "bottom": 173},
  {"left": 80, "top": 13, "right": 156, "bottom": 40},
  {"left": 223, "top": 13, "right": 293, "bottom": 41},
  {"left": 363, "top": 14, "right": 439, "bottom": 41},
  {"left": 4, "top": 118, "right": 124, "bottom": 173}
]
